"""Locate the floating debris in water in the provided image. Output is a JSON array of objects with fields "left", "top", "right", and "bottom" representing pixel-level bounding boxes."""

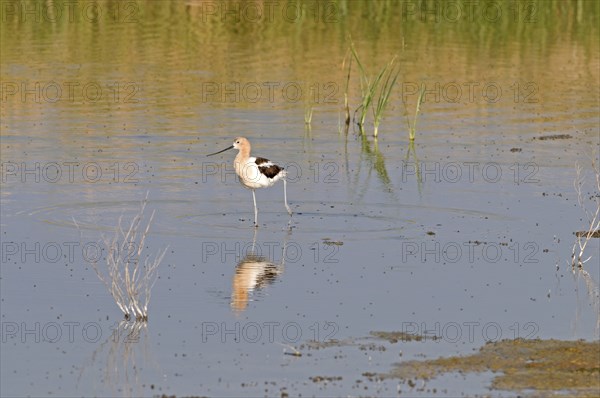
[
  {"left": 534, "top": 134, "right": 573, "bottom": 140},
  {"left": 322, "top": 238, "right": 344, "bottom": 246}
]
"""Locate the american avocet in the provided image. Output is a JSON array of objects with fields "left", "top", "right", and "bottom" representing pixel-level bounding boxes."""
[{"left": 208, "top": 137, "right": 292, "bottom": 227}]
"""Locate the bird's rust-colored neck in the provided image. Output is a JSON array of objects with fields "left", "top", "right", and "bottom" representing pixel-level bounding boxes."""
[
  {"left": 238, "top": 144, "right": 251, "bottom": 159},
  {"left": 234, "top": 137, "right": 251, "bottom": 161}
]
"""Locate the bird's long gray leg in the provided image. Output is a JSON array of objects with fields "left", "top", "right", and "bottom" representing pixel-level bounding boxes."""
[{"left": 252, "top": 189, "right": 258, "bottom": 227}]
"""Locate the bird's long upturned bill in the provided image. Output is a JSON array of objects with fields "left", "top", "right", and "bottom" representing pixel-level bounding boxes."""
[{"left": 207, "top": 145, "right": 234, "bottom": 156}]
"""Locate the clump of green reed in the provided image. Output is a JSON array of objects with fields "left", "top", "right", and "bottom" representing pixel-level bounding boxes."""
[
  {"left": 404, "top": 84, "right": 425, "bottom": 141},
  {"left": 350, "top": 43, "right": 381, "bottom": 133},
  {"left": 372, "top": 57, "right": 400, "bottom": 137},
  {"left": 350, "top": 42, "right": 400, "bottom": 137}
]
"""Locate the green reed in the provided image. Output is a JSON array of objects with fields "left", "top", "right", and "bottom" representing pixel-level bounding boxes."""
[
  {"left": 304, "top": 104, "right": 313, "bottom": 125},
  {"left": 350, "top": 42, "right": 400, "bottom": 137},
  {"left": 343, "top": 50, "right": 352, "bottom": 129},
  {"left": 350, "top": 42, "right": 383, "bottom": 133},
  {"left": 372, "top": 57, "right": 400, "bottom": 137},
  {"left": 405, "top": 84, "right": 425, "bottom": 141}
]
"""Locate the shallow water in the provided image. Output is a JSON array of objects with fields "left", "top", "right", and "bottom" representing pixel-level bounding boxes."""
[{"left": 1, "top": 1, "right": 599, "bottom": 396}]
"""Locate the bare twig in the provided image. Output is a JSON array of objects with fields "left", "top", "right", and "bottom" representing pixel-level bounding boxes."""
[
  {"left": 75, "top": 193, "right": 167, "bottom": 321},
  {"left": 571, "top": 158, "right": 600, "bottom": 268}
]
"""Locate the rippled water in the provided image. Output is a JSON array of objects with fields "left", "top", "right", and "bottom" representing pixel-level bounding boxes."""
[{"left": 1, "top": 1, "right": 599, "bottom": 396}]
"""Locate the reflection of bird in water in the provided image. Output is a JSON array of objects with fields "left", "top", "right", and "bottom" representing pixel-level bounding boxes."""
[
  {"left": 231, "top": 254, "right": 282, "bottom": 313},
  {"left": 230, "top": 227, "right": 290, "bottom": 313}
]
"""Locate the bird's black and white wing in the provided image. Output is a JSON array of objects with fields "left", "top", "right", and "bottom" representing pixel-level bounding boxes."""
[{"left": 255, "top": 157, "right": 284, "bottom": 179}]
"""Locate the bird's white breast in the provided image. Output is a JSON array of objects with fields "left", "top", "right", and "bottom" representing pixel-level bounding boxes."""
[{"left": 234, "top": 157, "right": 269, "bottom": 189}]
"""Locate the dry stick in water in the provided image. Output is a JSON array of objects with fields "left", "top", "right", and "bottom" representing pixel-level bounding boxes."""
[
  {"left": 569, "top": 160, "right": 600, "bottom": 335},
  {"left": 571, "top": 160, "right": 600, "bottom": 268},
  {"left": 74, "top": 195, "right": 167, "bottom": 321}
]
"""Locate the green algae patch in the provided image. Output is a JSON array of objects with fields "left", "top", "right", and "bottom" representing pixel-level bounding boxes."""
[
  {"left": 370, "top": 330, "right": 439, "bottom": 343},
  {"left": 384, "top": 338, "right": 600, "bottom": 396}
]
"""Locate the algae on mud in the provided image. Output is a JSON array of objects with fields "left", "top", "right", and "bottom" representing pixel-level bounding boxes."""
[
  {"left": 370, "top": 330, "right": 439, "bottom": 343},
  {"left": 384, "top": 338, "right": 600, "bottom": 396}
]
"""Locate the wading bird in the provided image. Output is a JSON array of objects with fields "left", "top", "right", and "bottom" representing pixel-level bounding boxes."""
[{"left": 208, "top": 137, "right": 292, "bottom": 227}]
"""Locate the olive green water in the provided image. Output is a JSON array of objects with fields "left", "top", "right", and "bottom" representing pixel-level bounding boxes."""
[{"left": 1, "top": 1, "right": 599, "bottom": 396}]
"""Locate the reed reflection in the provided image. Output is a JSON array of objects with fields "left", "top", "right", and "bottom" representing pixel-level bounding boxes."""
[{"left": 78, "top": 321, "right": 160, "bottom": 398}]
